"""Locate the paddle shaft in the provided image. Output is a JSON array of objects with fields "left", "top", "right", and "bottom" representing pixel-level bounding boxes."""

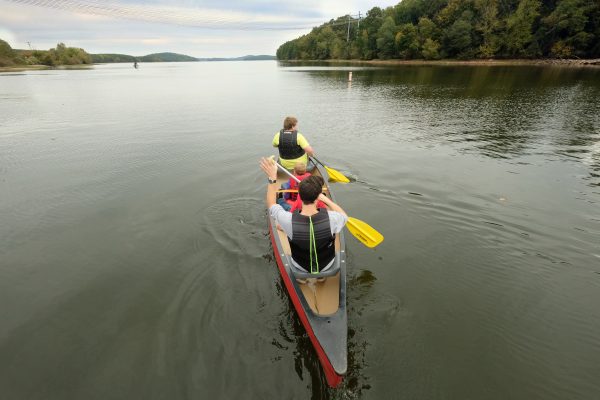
[
  {"left": 277, "top": 163, "right": 301, "bottom": 183},
  {"left": 309, "top": 156, "right": 350, "bottom": 183},
  {"left": 278, "top": 159, "right": 338, "bottom": 186},
  {"left": 310, "top": 156, "right": 326, "bottom": 168},
  {"left": 277, "top": 189, "right": 328, "bottom": 193}
]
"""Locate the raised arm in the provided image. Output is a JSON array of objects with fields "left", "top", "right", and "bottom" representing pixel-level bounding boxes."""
[
  {"left": 260, "top": 157, "right": 279, "bottom": 209},
  {"left": 297, "top": 133, "right": 314, "bottom": 156},
  {"left": 317, "top": 193, "right": 347, "bottom": 217}
]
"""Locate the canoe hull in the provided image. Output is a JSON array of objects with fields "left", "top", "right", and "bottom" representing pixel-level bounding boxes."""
[
  {"left": 267, "top": 164, "right": 347, "bottom": 388},
  {"left": 268, "top": 223, "right": 345, "bottom": 387}
]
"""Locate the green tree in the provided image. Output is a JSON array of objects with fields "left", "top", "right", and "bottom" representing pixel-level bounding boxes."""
[
  {"left": 504, "top": 0, "right": 541, "bottom": 57},
  {"left": 0, "top": 39, "right": 15, "bottom": 66},
  {"left": 550, "top": 40, "right": 573, "bottom": 58},
  {"left": 394, "top": 0, "right": 448, "bottom": 24},
  {"left": 276, "top": 40, "right": 297, "bottom": 59},
  {"left": 376, "top": 16, "right": 398, "bottom": 58},
  {"left": 417, "top": 17, "right": 443, "bottom": 58},
  {"left": 417, "top": 17, "right": 440, "bottom": 42},
  {"left": 357, "top": 30, "right": 373, "bottom": 59},
  {"left": 0, "top": 39, "right": 14, "bottom": 57},
  {"left": 275, "top": 0, "right": 598, "bottom": 60},
  {"left": 474, "top": 0, "right": 501, "bottom": 57},
  {"left": 395, "top": 23, "right": 420, "bottom": 58},
  {"left": 314, "top": 26, "right": 336, "bottom": 59},
  {"left": 436, "top": 0, "right": 469, "bottom": 28},
  {"left": 331, "top": 38, "right": 347, "bottom": 59},
  {"left": 542, "top": 0, "right": 594, "bottom": 57},
  {"left": 361, "top": 7, "right": 385, "bottom": 59},
  {"left": 41, "top": 51, "right": 56, "bottom": 66},
  {"left": 422, "top": 38, "right": 442, "bottom": 59},
  {"left": 445, "top": 11, "right": 476, "bottom": 57},
  {"left": 394, "top": 0, "right": 427, "bottom": 24}
]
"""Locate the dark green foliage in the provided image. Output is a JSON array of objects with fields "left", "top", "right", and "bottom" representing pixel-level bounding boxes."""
[
  {"left": 377, "top": 17, "right": 398, "bottom": 58},
  {"left": 541, "top": 0, "right": 596, "bottom": 57},
  {"left": 276, "top": 0, "right": 600, "bottom": 60},
  {"left": 3, "top": 42, "right": 92, "bottom": 66},
  {"left": 422, "top": 38, "right": 442, "bottom": 59},
  {"left": 445, "top": 12, "right": 475, "bottom": 57},
  {"left": 48, "top": 43, "right": 92, "bottom": 65},
  {"left": 504, "top": 0, "right": 541, "bottom": 57},
  {"left": 474, "top": 0, "right": 501, "bottom": 58},
  {"left": 396, "top": 23, "right": 420, "bottom": 58},
  {"left": 0, "top": 39, "right": 16, "bottom": 66}
]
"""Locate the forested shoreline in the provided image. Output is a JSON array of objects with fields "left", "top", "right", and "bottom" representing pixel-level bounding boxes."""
[
  {"left": 1, "top": 40, "right": 275, "bottom": 69},
  {"left": 276, "top": 0, "right": 600, "bottom": 61},
  {"left": 0, "top": 41, "right": 196, "bottom": 67},
  {"left": 0, "top": 40, "right": 91, "bottom": 67}
]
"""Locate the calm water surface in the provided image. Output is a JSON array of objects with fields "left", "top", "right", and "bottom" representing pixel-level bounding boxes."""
[{"left": 1, "top": 61, "right": 599, "bottom": 399}]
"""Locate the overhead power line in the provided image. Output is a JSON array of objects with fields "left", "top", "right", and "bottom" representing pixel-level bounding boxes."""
[{"left": 7, "top": 0, "right": 329, "bottom": 31}]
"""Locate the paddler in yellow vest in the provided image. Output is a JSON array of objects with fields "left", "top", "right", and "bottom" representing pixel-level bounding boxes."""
[{"left": 273, "top": 116, "right": 315, "bottom": 170}]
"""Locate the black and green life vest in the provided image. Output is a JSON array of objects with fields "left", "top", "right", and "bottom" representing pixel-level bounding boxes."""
[
  {"left": 290, "top": 209, "right": 335, "bottom": 273},
  {"left": 278, "top": 130, "right": 305, "bottom": 160}
]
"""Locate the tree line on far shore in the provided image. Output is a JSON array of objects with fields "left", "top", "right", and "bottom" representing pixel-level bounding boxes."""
[
  {"left": 0, "top": 40, "right": 92, "bottom": 67},
  {"left": 276, "top": 0, "right": 600, "bottom": 61},
  {"left": 0, "top": 41, "right": 223, "bottom": 66}
]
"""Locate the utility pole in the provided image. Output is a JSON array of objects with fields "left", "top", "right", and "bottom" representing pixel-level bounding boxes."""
[
  {"left": 357, "top": 11, "right": 361, "bottom": 30},
  {"left": 346, "top": 14, "right": 351, "bottom": 42}
]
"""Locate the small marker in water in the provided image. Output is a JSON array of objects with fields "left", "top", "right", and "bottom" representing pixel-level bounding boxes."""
[{"left": 348, "top": 71, "right": 353, "bottom": 82}]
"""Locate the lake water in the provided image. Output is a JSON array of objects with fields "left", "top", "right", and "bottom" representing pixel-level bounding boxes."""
[{"left": 1, "top": 61, "right": 599, "bottom": 399}]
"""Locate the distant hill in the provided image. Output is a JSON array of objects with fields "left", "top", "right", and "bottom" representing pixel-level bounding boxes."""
[
  {"left": 92, "top": 53, "right": 276, "bottom": 63},
  {"left": 91, "top": 53, "right": 136, "bottom": 63},
  {"left": 197, "top": 55, "right": 276, "bottom": 61},
  {"left": 2, "top": 38, "right": 275, "bottom": 67},
  {"left": 238, "top": 55, "right": 276, "bottom": 61},
  {"left": 138, "top": 52, "right": 197, "bottom": 62},
  {"left": 91, "top": 52, "right": 197, "bottom": 63}
]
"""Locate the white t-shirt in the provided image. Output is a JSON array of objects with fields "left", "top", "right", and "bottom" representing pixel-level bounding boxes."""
[{"left": 269, "top": 204, "right": 348, "bottom": 271}]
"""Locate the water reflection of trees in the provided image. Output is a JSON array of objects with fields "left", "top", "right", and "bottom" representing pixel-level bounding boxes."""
[
  {"left": 293, "top": 65, "right": 600, "bottom": 185},
  {"left": 551, "top": 85, "right": 600, "bottom": 187}
]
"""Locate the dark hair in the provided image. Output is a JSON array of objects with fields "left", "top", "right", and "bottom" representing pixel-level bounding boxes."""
[{"left": 299, "top": 175, "right": 324, "bottom": 204}]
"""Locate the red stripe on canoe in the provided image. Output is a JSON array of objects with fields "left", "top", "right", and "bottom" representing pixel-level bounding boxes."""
[{"left": 269, "top": 222, "right": 343, "bottom": 388}]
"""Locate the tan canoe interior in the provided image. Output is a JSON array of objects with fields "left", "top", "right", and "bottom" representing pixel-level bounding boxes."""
[{"left": 275, "top": 168, "right": 341, "bottom": 316}]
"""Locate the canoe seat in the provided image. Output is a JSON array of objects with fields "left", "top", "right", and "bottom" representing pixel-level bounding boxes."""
[
  {"left": 290, "top": 255, "right": 341, "bottom": 279},
  {"left": 296, "top": 271, "right": 340, "bottom": 315}
]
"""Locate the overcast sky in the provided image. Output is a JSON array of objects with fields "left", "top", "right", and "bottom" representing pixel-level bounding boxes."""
[{"left": 0, "top": 0, "right": 398, "bottom": 57}]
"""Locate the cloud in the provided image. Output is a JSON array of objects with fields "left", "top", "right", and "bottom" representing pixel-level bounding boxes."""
[
  {"left": 0, "top": 27, "right": 18, "bottom": 45},
  {"left": 0, "top": 0, "right": 399, "bottom": 56},
  {"left": 5, "top": 0, "right": 324, "bottom": 30},
  {"left": 140, "top": 38, "right": 170, "bottom": 45}
]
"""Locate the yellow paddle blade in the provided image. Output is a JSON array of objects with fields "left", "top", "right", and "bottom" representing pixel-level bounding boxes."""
[
  {"left": 325, "top": 166, "right": 350, "bottom": 183},
  {"left": 346, "top": 217, "right": 384, "bottom": 248}
]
